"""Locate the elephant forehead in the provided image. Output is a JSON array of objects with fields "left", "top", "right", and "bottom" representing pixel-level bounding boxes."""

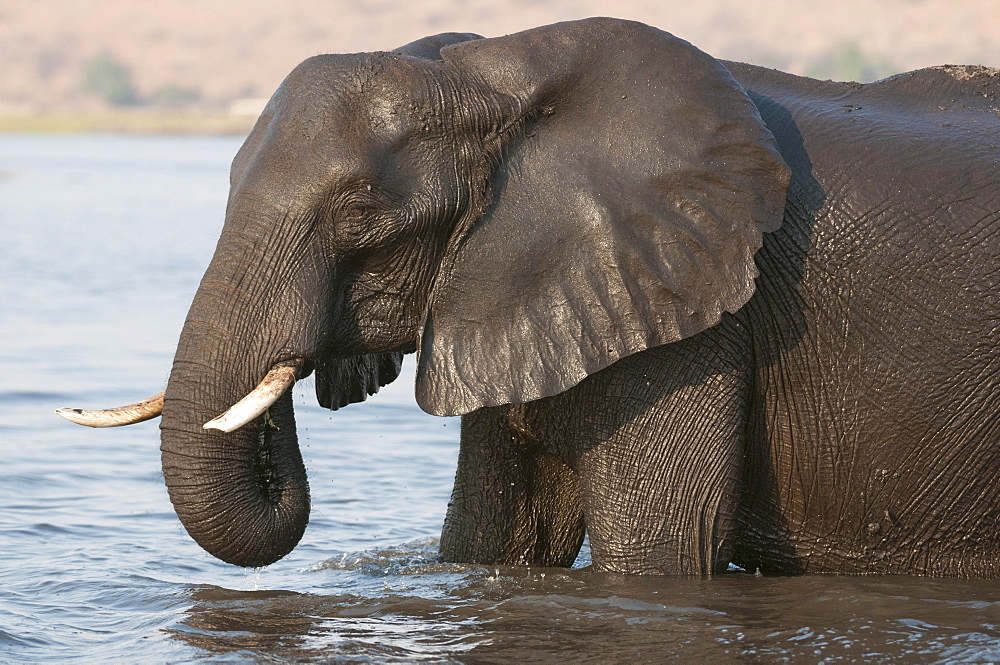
[
  {"left": 258, "top": 121, "right": 418, "bottom": 194},
  {"left": 277, "top": 52, "right": 441, "bottom": 132},
  {"left": 264, "top": 75, "right": 434, "bottom": 168},
  {"left": 228, "top": 52, "right": 452, "bottom": 206}
]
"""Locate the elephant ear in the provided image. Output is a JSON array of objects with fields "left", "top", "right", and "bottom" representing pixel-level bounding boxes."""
[{"left": 414, "top": 18, "right": 791, "bottom": 416}]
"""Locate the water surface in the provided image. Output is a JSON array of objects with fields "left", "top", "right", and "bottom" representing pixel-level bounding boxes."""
[{"left": 1, "top": 135, "right": 998, "bottom": 662}]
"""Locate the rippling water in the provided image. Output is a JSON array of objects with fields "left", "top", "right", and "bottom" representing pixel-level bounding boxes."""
[{"left": 1, "top": 134, "right": 998, "bottom": 662}]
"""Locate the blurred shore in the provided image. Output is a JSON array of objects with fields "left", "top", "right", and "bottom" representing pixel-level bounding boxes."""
[
  {"left": 0, "top": 112, "right": 257, "bottom": 135},
  {"left": 3, "top": 0, "right": 996, "bottom": 132}
]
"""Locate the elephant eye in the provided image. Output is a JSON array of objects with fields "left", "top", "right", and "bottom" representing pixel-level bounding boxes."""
[
  {"left": 344, "top": 204, "right": 367, "bottom": 220},
  {"left": 341, "top": 184, "right": 379, "bottom": 221}
]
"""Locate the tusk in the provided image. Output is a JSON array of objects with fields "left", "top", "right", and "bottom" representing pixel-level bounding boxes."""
[
  {"left": 56, "top": 391, "right": 164, "bottom": 427},
  {"left": 203, "top": 361, "right": 302, "bottom": 433}
]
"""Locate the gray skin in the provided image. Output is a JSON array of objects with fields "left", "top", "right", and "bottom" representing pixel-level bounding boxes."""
[{"left": 159, "top": 18, "right": 1000, "bottom": 576}]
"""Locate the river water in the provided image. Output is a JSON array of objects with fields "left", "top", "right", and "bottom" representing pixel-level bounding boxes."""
[{"left": 1, "top": 134, "right": 998, "bottom": 662}]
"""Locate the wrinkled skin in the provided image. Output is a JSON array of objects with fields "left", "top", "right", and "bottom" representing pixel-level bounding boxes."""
[{"left": 159, "top": 18, "right": 1000, "bottom": 576}]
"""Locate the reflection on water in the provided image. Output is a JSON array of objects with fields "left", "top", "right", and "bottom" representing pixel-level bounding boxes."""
[
  {"left": 169, "top": 541, "right": 1000, "bottom": 662},
  {"left": 1, "top": 135, "right": 999, "bottom": 662}
]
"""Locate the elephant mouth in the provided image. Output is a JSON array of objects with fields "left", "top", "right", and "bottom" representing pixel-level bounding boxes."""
[{"left": 56, "top": 358, "right": 308, "bottom": 433}]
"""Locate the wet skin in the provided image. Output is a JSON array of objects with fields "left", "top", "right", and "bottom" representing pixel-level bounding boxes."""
[{"left": 145, "top": 19, "right": 999, "bottom": 576}]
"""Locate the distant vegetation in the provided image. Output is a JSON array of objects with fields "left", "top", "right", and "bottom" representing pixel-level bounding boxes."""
[
  {"left": 806, "top": 42, "right": 898, "bottom": 83},
  {"left": 82, "top": 52, "right": 138, "bottom": 105},
  {"left": 81, "top": 52, "right": 204, "bottom": 108}
]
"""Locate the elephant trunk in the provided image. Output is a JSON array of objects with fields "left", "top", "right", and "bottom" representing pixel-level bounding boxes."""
[
  {"left": 160, "top": 362, "right": 310, "bottom": 567},
  {"left": 159, "top": 267, "right": 316, "bottom": 567}
]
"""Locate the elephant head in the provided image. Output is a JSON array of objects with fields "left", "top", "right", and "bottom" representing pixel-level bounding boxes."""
[{"left": 59, "top": 18, "right": 789, "bottom": 567}]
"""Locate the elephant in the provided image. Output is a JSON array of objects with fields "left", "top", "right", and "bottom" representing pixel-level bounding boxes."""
[{"left": 58, "top": 18, "right": 1000, "bottom": 577}]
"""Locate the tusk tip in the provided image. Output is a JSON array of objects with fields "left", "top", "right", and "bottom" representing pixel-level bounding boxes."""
[
  {"left": 203, "top": 418, "right": 233, "bottom": 432},
  {"left": 55, "top": 407, "right": 97, "bottom": 427}
]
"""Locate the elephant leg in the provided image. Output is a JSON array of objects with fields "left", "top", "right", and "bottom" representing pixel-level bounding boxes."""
[
  {"left": 575, "top": 337, "right": 750, "bottom": 575},
  {"left": 440, "top": 404, "right": 586, "bottom": 567}
]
